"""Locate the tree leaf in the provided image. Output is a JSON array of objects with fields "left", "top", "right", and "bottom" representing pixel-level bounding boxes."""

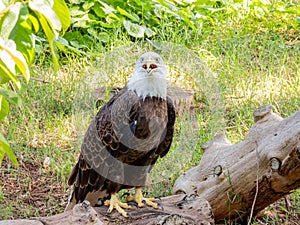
[
  {"left": 143, "top": 26, "right": 156, "bottom": 37},
  {"left": 29, "top": 0, "right": 62, "bottom": 31},
  {"left": 87, "top": 28, "right": 110, "bottom": 42},
  {"left": 98, "top": 32, "right": 109, "bottom": 42},
  {"left": 0, "top": 1, "right": 7, "bottom": 12},
  {"left": 32, "top": 11, "right": 59, "bottom": 71},
  {"left": 0, "top": 3, "right": 21, "bottom": 39},
  {"left": 0, "top": 41, "right": 16, "bottom": 74},
  {"left": 53, "top": 0, "right": 70, "bottom": 33},
  {"left": 97, "top": 1, "right": 117, "bottom": 15},
  {"left": 117, "top": 6, "right": 140, "bottom": 22},
  {"left": 94, "top": 2, "right": 106, "bottom": 18},
  {"left": 28, "top": 14, "right": 40, "bottom": 32},
  {"left": 0, "top": 39, "right": 30, "bottom": 82},
  {"left": 0, "top": 2, "right": 34, "bottom": 81},
  {"left": 0, "top": 95, "right": 9, "bottom": 123},
  {"left": 0, "top": 56, "right": 19, "bottom": 86},
  {"left": 123, "top": 20, "right": 145, "bottom": 38},
  {"left": 0, "top": 40, "right": 23, "bottom": 88},
  {"left": 0, "top": 87, "right": 22, "bottom": 106},
  {"left": 7, "top": 3, "right": 35, "bottom": 65},
  {"left": 0, "top": 132, "right": 18, "bottom": 167}
]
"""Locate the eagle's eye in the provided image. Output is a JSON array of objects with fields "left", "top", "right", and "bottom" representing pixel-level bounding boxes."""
[
  {"left": 155, "top": 57, "right": 160, "bottom": 62},
  {"left": 142, "top": 64, "right": 147, "bottom": 69},
  {"left": 150, "top": 64, "right": 158, "bottom": 69}
]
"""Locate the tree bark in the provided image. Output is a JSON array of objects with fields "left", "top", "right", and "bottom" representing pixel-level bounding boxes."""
[{"left": 173, "top": 105, "right": 300, "bottom": 222}]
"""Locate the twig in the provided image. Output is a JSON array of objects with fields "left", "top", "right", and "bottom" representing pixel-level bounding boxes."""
[
  {"left": 17, "top": 75, "right": 50, "bottom": 83},
  {"left": 8, "top": 81, "right": 16, "bottom": 92}
]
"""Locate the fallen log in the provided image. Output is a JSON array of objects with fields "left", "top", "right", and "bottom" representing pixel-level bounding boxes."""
[
  {"left": 0, "top": 195, "right": 215, "bottom": 225},
  {"left": 173, "top": 104, "right": 300, "bottom": 222}
]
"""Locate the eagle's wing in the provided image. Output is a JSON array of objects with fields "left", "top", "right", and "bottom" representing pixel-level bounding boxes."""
[
  {"left": 156, "top": 96, "right": 176, "bottom": 158},
  {"left": 66, "top": 88, "right": 140, "bottom": 209}
]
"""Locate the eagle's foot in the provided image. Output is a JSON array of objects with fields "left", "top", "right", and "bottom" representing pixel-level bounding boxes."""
[
  {"left": 104, "top": 193, "right": 132, "bottom": 218},
  {"left": 126, "top": 187, "right": 162, "bottom": 209}
]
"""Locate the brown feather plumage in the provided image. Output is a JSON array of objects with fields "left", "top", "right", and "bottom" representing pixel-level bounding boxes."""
[{"left": 66, "top": 54, "right": 176, "bottom": 211}]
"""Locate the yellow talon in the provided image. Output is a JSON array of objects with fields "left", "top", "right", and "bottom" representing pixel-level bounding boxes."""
[
  {"left": 126, "top": 187, "right": 160, "bottom": 209},
  {"left": 105, "top": 193, "right": 131, "bottom": 217}
]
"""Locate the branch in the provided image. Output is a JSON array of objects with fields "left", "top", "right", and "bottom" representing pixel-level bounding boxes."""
[{"left": 174, "top": 105, "right": 300, "bottom": 222}]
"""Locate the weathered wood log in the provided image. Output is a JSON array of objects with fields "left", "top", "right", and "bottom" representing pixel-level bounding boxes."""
[
  {"left": 173, "top": 105, "right": 300, "bottom": 222},
  {"left": 0, "top": 195, "right": 214, "bottom": 225}
]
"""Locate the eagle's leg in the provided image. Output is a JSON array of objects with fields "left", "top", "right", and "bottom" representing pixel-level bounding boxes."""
[
  {"left": 104, "top": 193, "right": 132, "bottom": 217},
  {"left": 126, "top": 187, "right": 161, "bottom": 209}
]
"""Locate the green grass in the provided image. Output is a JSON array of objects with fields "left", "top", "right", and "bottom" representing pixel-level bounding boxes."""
[{"left": 1, "top": 1, "right": 300, "bottom": 223}]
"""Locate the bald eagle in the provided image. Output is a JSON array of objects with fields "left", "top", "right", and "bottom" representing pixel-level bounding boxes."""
[{"left": 66, "top": 52, "right": 176, "bottom": 217}]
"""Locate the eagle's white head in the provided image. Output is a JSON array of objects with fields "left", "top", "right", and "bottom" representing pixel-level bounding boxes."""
[{"left": 127, "top": 52, "right": 167, "bottom": 100}]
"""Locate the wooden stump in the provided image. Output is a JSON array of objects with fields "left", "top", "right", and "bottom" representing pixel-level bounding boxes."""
[{"left": 173, "top": 105, "right": 300, "bottom": 222}]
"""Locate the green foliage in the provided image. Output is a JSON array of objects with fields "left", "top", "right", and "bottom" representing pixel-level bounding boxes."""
[
  {"left": 0, "top": 0, "right": 70, "bottom": 166},
  {"left": 63, "top": 0, "right": 299, "bottom": 48}
]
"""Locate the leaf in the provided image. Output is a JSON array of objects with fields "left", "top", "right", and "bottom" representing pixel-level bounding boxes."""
[
  {"left": 87, "top": 28, "right": 110, "bottom": 42},
  {"left": 97, "top": 1, "right": 117, "bottom": 15},
  {"left": 0, "top": 42, "right": 16, "bottom": 75},
  {"left": 143, "top": 26, "right": 156, "bottom": 37},
  {"left": 98, "top": 32, "right": 110, "bottom": 42},
  {"left": 55, "top": 37, "right": 87, "bottom": 55},
  {"left": 0, "top": 2, "right": 21, "bottom": 39},
  {"left": 0, "top": 57, "right": 18, "bottom": 86},
  {"left": 123, "top": 20, "right": 145, "bottom": 38},
  {"left": 0, "top": 39, "right": 30, "bottom": 83},
  {"left": 0, "top": 2, "right": 35, "bottom": 65},
  {"left": 0, "top": 95, "right": 9, "bottom": 123},
  {"left": 32, "top": 10, "right": 59, "bottom": 71},
  {"left": 117, "top": 6, "right": 140, "bottom": 22},
  {"left": 53, "top": 0, "right": 71, "bottom": 33},
  {"left": 0, "top": 87, "right": 22, "bottom": 106},
  {"left": 82, "top": 1, "right": 94, "bottom": 11},
  {"left": 0, "top": 1, "right": 7, "bottom": 12},
  {"left": 107, "top": 13, "right": 121, "bottom": 22},
  {"left": 28, "top": 14, "right": 40, "bottom": 32},
  {"left": 0, "top": 132, "right": 18, "bottom": 167},
  {"left": 94, "top": 2, "right": 106, "bottom": 18},
  {"left": 69, "top": 6, "right": 86, "bottom": 17},
  {"left": 29, "top": 0, "right": 62, "bottom": 31},
  {"left": 69, "top": 41, "right": 87, "bottom": 49},
  {"left": 72, "top": 14, "right": 96, "bottom": 28},
  {"left": 98, "top": 20, "right": 118, "bottom": 28},
  {"left": 0, "top": 40, "right": 26, "bottom": 88},
  {"left": 7, "top": 3, "right": 35, "bottom": 65}
]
